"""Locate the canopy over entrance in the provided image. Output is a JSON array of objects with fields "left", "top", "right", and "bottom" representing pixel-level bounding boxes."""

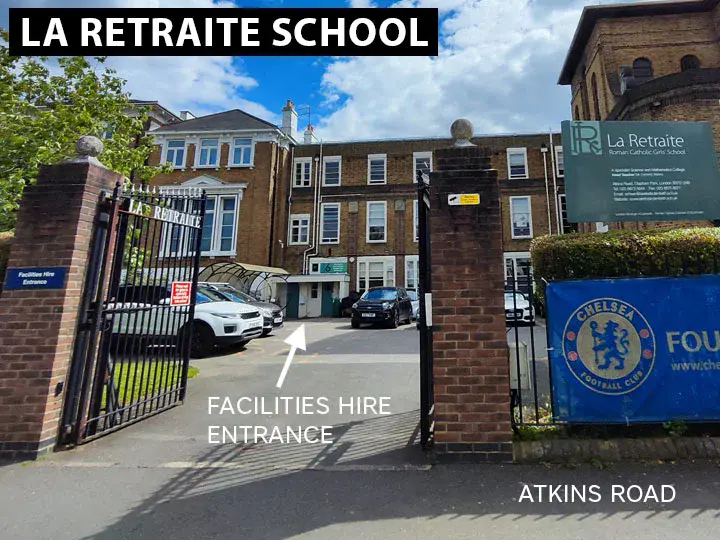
[{"left": 198, "top": 262, "right": 290, "bottom": 303}]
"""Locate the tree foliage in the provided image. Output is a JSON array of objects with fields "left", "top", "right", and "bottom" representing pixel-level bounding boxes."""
[{"left": 0, "top": 28, "right": 168, "bottom": 231}]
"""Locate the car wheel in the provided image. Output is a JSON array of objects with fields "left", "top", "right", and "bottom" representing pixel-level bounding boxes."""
[
  {"left": 351, "top": 319, "right": 360, "bottom": 329},
  {"left": 190, "top": 322, "right": 215, "bottom": 358},
  {"left": 390, "top": 310, "right": 399, "bottom": 329}
]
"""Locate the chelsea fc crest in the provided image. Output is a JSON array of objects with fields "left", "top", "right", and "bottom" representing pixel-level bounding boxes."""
[{"left": 562, "top": 298, "right": 656, "bottom": 395}]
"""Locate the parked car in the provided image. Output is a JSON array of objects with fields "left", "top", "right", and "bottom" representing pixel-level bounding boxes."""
[
  {"left": 107, "top": 284, "right": 264, "bottom": 358},
  {"left": 199, "top": 282, "right": 284, "bottom": 336},
  {"left": 505, "top": 291, "right": 534, "bottom": 325},
  {"left": 407, "top": 290, "right": 420, "bottom": 320},
  {"left": 340, "top": 290, "right": 362, "bottom": 317},
  {"left": 351, "top": 286, "right": 413, "bottom": 329}
]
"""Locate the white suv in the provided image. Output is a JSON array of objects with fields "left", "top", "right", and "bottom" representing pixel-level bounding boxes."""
[
  {"left": 191, "top": 287, "right": 264, "bottom": 357},
  {"left": 107, "top": 284, "right": 264, "bottom": 358}
]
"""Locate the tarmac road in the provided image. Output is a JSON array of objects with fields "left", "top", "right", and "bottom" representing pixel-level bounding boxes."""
[{"left": 2, "top": 319, "right": 719, "bottom": 539}]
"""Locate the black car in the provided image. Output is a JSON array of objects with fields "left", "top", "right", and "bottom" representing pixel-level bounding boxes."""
[{"left": 351, "top": 286, "right": 413, "bottom": 329}]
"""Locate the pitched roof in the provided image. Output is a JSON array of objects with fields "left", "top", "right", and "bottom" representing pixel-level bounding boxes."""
[
  {"left": 153, "top": 109, "right": 278, "bottom": 133},
  {"left": 558, "top": 0, "right": 720, "bottom": 85}
]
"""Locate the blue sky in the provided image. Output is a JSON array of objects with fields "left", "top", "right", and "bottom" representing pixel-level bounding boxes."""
[{"left": 2, "top": 1, "right": 638, "bottom": 141}]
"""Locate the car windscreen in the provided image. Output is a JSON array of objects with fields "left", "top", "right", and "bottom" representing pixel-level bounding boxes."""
[
  {"left": 218, "top": 287, "right": 256, "bottom": 302},
  {"left": 361, "top": 289, "right": 398, "bottom": 301},
  {"left": 197, "top": 288, "right": 229, "bottom": 304},
  {"left": 505, "top": 292, "right": 527, "bottom": 303}
]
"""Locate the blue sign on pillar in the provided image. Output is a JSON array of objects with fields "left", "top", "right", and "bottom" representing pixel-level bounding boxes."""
[{"left": 4, "top": 267, "right": 68, "bottom": 290}]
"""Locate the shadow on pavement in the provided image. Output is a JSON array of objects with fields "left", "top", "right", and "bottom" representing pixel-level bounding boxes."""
[{"left": 78, "top": 410, "right": 720, "bottom": 540}]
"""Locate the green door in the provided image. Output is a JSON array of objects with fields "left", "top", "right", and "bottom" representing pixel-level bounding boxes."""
[
  {"left": 321, "top": 283, "right": 334, "bottom": 317},
  {"left": 286, "top": 283, "right": 300, "bottom": 319}
]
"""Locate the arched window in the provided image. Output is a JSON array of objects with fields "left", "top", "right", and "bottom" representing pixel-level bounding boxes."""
[
  {"left": 680, "top": 54, "right": 701, "bottom": 71},
  {"left": 633, "top": 57, "right": 653, "bottom": 78},
  {"left": 591, "top": 73, "right": 601, "bottom": 120},
  {"left": 580, "top": 65, "right": 591, "bottom": 121},
  {"left": 574, "top": 105, "right": 580, "bottom": 120}
]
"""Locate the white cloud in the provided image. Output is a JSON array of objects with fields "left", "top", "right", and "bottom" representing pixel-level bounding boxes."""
[
  {"left": 10, "top": 0, "right": 279, "bottom": 123},
  {"left": 317, "top": 0, "right": 588, "bottom": 141}
]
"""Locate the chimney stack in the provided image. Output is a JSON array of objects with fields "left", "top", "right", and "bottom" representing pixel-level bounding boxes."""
[
  {"left": 179, "top": 110, "right": 195, "bottom": 121},
  {"left": 303, "top": 125, "right": 318, "bottom": 144},
  {"left": 281, "top": 100, "right": 298, "bottom": 141}
]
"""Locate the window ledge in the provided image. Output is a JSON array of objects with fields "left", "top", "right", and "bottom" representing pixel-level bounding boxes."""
[
  {"left": 202, "top": 251, "right": 237, "bottom": 257},
  {"left": 195, "top": 166, "right": 221, "bottom": 170},
  {"left": 366, "top": 240, "right": 387, "bottom": 244},
  {"left": 227, "top": 164, "right": 253, "bottom": 169},
  {"left": 288, "top": 243, "right": 309, "bottom": 246},
  {"left": 320, "top": 241, "right": 340, "bottom": 245}
]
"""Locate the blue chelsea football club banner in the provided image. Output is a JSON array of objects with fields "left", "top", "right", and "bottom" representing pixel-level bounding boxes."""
[{"left": 547, "top": 275, "right": 720, "bottom": 423}]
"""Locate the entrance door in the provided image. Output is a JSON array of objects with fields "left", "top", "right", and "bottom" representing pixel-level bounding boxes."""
[
  {"left": 286, "top": 283, "right": 300, "bottom": 319},
  {"left": 321, "top": 282, "right": 334, "bottom": 316}
]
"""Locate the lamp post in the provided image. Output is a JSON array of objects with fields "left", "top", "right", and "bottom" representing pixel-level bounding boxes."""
[{"left": 540, "top": 143, "right": 552, "bottom": 235}]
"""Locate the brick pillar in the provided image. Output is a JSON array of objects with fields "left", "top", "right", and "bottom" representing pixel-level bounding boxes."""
[
  {"left": 430, "top": 120, "right": 512, "bottom": 462},
  {"left": 0, "top": 140, "right": 122, "bottom": 460}
]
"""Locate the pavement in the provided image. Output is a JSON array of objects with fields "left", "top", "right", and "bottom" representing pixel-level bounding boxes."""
[{"left": 2, "top": 319, "right": 720, "bottom": 539}]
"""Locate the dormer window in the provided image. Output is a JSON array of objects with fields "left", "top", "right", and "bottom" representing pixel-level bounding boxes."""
[
  {"left": 198, "top": 138, "right": 219, "bottom": 167},
  {"left": 632, "top": 58, "right": 653, "bottom": 79},
  {"left": 681, "top": 55, "right": 701, "bottom": 72}
]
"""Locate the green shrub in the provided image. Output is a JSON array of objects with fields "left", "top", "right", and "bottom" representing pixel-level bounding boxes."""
[
  {"left": 0, "top": 230, "right": 13, "bottom": 294},
  {"left": 531, "top": 227, "right": 720, "bottom": 298}
]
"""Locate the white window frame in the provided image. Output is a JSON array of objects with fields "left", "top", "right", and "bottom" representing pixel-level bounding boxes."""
[
  {"left": 367, "top": 154, "right": 387, "bottom": 185},
  {"left": 504, "top": 251, "right": 532, "bottom": 290},
  {"left": 413, "top": 151, "right": 433, "bottom": 183},
  {"left": 558, "top": 193, "right": 573, "bottom": 235},
  {"left": 509, "top": 196, "right": 533, "bottom": 239},
  {"left": 293, "top": 157, "right": 313, "bottom": 188},
  {"left": 357, "top": 255, "right": 396, "bottom": 293},
  {"left": 320, "top": 202, "right": 341, "bottom": 245},
  {"left": 195, "top": 137, "right": 220, "bottom": 168},
  {"left": 288, "top": 214, "right": 311, "bottom": 245},
  {"left": 413, "top": 199, "right": 419, "bottom": 242},
  {"left": 555, "top": 145, "right": 564, "bottom": 177},
  {"left": 228, "top": 137, "right": 254, "bottom": 168},
  {"left": 322, "top": 156, "right": 342, "bottom": 187},
  {"left": 507, "top": 147, "right": 529, "bottom": 179},
  {"left": 200, "top": 194, "right": 240, "bottom": 256},
  {"left": 164, "top": 139, "right": 187, "bottom": 170},
  {"left": 366, "top": 201, "right": 387, "bottom": 244},
  {"left": 405, "top": 255, "right": 419, "bottom": 291}
]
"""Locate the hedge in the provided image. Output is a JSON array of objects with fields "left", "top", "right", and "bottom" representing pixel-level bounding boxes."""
[
  {"left": 0, "top": 230, "right": 14, "bottom": 294},
  {"left": 531, "top": 227, "right": 720, "bottom": 297}
]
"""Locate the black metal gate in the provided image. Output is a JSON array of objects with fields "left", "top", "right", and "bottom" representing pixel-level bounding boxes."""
[
  {"left": 60, "top": 184, "right": 205, "bottom": 445},
  {"left": 417, "top": 170, "right": 435, "bottom": 448}
]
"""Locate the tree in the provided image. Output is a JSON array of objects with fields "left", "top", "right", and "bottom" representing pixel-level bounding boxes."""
[{"left": 0, "top": 29, "right": 168, "bottom": 231}]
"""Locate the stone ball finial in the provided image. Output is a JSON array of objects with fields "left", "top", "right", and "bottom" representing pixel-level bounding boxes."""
[
  {"left": 76, "top": 135, "right": 104, "bottom": 157},
  {"left": 450, "top": 118, "right": 475, "bottom": 147}
]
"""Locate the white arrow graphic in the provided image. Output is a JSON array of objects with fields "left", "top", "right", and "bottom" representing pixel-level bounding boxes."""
[{"left": 276, "top": 324, "right": 306, "bottom": 389}]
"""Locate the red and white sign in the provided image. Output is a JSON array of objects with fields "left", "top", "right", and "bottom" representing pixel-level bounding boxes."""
[{"left": 170, "top": 282, "right": 192, "bottom": 306}]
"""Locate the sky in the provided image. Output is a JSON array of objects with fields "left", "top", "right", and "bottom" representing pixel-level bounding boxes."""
[{"left": 1, "top": 0, "right": 645, "bottom": 141}]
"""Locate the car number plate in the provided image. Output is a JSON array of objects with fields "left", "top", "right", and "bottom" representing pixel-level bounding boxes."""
[
  {"left": 362, "top": 313, "right": 375, "bottom": 318},
  {"left": 251, "top": 321, "right": 262, "bottom": 328},
  {"left": 274, "top": 317, "right": 283, "bottom": 323}
]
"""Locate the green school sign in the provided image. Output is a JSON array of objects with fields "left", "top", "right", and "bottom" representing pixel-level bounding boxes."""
[{"left": 561, "top": 120, "right": 720, "bottom": 222}]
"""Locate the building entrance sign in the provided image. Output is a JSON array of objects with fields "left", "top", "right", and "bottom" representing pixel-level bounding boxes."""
[
  {"left": 4, "top": 267, "right": 68, "bottom": 290},
  {"left": 561, "top": 120, "right": 720, "bottom": 222}
]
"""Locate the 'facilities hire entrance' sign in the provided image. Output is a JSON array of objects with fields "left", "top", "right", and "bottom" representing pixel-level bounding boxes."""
[{"left": 561, "top": 120, "right": 720, "bottom": 222}]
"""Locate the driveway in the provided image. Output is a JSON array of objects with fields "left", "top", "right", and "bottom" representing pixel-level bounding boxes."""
[{"left": 3, "top": 319, "right": 720, "bottom": 539}]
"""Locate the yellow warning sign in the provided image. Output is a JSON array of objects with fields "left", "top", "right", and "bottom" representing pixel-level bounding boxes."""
[{"left": 448, "top": 193, "right": 480, "bottom": 206}]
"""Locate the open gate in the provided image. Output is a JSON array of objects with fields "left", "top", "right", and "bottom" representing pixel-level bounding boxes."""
[
  {"left": 60, "top": 184, "right": 205, "bottom": 445},
  {"left": 417, "top": 169, "right": 435, "bottom": 448}
]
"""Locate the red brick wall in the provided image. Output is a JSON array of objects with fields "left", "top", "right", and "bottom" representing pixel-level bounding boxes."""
[
  {"left": 0, "top": 159, "right": 121, "bottom": 459},
  {"left": 429, "top": 146, "right": 512, "bottom": 461}
]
